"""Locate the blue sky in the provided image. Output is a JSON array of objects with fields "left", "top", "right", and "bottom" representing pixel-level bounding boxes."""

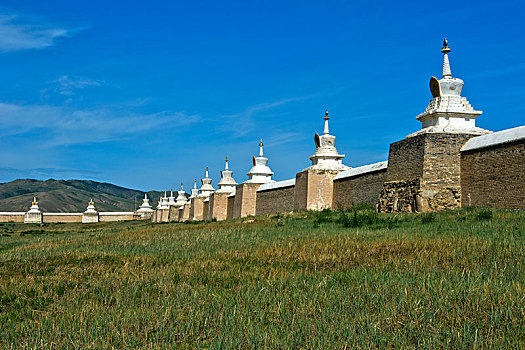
[{"left": 0, "top": 0, "right": 524, "bottom": 191}]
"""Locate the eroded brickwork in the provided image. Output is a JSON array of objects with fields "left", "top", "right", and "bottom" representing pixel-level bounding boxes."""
[
  {"left": 379, "top": 133, "right": 476, "bottom": 212},
  {"left": 461, "top": 140, "right": 525, "bottom": 209},
  {"left": 256, "top": 185, "right": 295, "bottom": 216}
]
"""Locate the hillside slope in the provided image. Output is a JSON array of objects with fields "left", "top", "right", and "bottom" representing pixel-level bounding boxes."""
[{"left": 0, "top": 179, "right": 162, "bottom": 212}]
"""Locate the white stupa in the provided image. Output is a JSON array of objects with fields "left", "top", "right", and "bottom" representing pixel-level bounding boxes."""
[
  {"left": 411, "top": 38, "right": 490, "bottom": 137},
  {"left": 175, "top": 182, "right": 188, "bottom": 206},
  {"left": 307, "top": 110, "right": 349, "bottom": 171},
  {"left": 84, "top": 198, "right": 97, "bottom": 214},
  {"left": 27, "top": 196, "right": 41, "bottom": 214},
  {"left": 198, "top": 167, "right": 215, "bottom": 198},
  {"left": 189, "top": 180, "right": 199, "bottom": 199},
  {"left": 82, "top": 198, "right": 99, "bottom": 223},
  {"left": 137, "top": 193, "right": 154, "bottom": 215},
  {"left": 246, "top": 139, "right": 274, "bottom": 184},
  {"left": 216, "top": 156, "right": 238, "bottom": 194},
  {"left": 24, "top": 196, "right": 42, "bottom": 223},
  {"left": 168, "top": 189, "right": 176, "bottom": 206},
  {"left": 158, "top": 191, "right": 169, "bottom": 209}
]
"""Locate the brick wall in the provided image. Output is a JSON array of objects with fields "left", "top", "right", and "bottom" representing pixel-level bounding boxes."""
[
  {"left": 294, "top": 170, "right": 339, "bottom": 210},
  {"left": 0, "top": 213, "right": 24, "bottom": 223},
  {"left": 461, "top": 139, "right": 525, "bottom": 209},
  {"left": 233, "top": 183, "right": 260, "bottom": 218},
  {"left": 227, "top": 195, "right": 235, "bottom": 220},
  {"left": 255, "top": 185, "right": 295, "bottom": 216},
  {"left": 332, "top": 169, "right": 387, "bottom": 210},
  {"left": 385, "top": 134, "right": 425, "bottom": 182},
  {"left": 210, "top": 192, "right": 230, "bottom": 221},
  {"left": 43, "top": 214, "right": 82, "bottom": 223},
  {"left": 190, "top": 197, "right": 204, "bottom": 221},
  {"left": 99, "top": 213, "right": 134, "bottom": 222},
  {"left": 380, "top": 132, "right": 476, "bottom": 212}
]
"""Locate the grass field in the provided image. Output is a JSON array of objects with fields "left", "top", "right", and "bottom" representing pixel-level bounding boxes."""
[{"left": 1, "top": 208, "right": 524, "bottom": 348}]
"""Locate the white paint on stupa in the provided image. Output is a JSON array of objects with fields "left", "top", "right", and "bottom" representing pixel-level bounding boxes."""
[
  {"left": 84, "top": 198, "right": 97, "bottom": 214},
  {"left": 157, "top": 191, "right": 169, "bottom": 209},
  {"left": 246, "top": 139, "right": 275, "bottom": 184},
  {"left": 306, "top": 110, "right": 349, "bottom": 171},
  {"left": 189, "top": 180, "right": 199, "bottom": 199},
  {"left": 216, "top": 157, "right": 238, "bottom": 194},
  {"left": 137, "top": 193, "right": 154, "bottom": 215},
  {"left": 175, "top": 183, "right": 188, "bottom": 205},
  {"left": 82, "top": 198, "right": 99, "bottom": 223},
  {"left": 411, "top": 38, "right": 490, "bottom": 137},
  {"left": 198, "top": 167, "right": 215, "bottom": 198},
  {"left": 27, "top": 196, "right": 41, "bottom": 214},
  {"left": 24, "top": 196, "right": 43, "bottom": 223},
  {"left": 168, "top": 189, "right": 176, "bottom": 206}
]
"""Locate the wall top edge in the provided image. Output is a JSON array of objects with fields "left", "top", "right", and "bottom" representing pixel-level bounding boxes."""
[
  {"left": 334, "top": 161, "right": 388, "bottom": 180},
  {"left": 257, "top": 178, "right": 296, "bottom": 192},
  {"left": 461, "top": 125, "right": 525, "bottom": 152}
]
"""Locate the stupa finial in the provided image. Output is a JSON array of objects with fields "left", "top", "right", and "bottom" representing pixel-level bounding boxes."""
[
  {"left": 259, "top": 139, "right": 264, "bottom": 157},
  {"left": 441, "top": 37, "right": 452, "bottom": 78},
  {"left": 205, "top": 166, "right": 209, "bottom": 178},
  {"left": 180, "top": 182, "right": 183, "bottom": 190},
  {"left": 323, "top": 109, "right": 330, "bottom": 135},
  {"left": 194, "top": 179, "right": 197, "bottom": 189},
  {"left": 225, "top": 156, "right": 229, "bottom": 170}
]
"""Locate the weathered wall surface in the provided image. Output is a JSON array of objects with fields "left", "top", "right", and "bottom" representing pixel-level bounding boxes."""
[
  {"left": 210, "top": 192, "right": 230, "bottom": 221},
  {"left": 43, "top": 214, "right": 82, "bottom": 223},
  {"left": 461, "top": 139, "right": 525, "bottom": 209},
  {"left": 227, "top": 195, "right": 235, "bottom": 220},
  {"left": 99, "top": 213, "right": 134, "bottom": 222},
  {"left": 0, "top": 213, "right": 24, "bottom": 223},
  {"left": 379, "top": 133, "right": 475, "bottom": 212},
  {"left": 190, "top": 197, "right": 204, "bottom": 221},
  {"left": 233, "top": 183, "right": 260, "bottom": 218},
  {"left": 332, "top": 169, "right": 387, "bottom": 209},
  {"left": 294, "top": 170, "right": 339, "bottom": 211},
  {"left": 256, "top": 185, "right": 295, "bottom": 216},
  {"left": 180, "top": 203, "right": 191, "bottom": 222},
  {"left": 203, "top": 200, "right": 210, "bottom": 221},
  {"left": 385, "top": 135, "right": 426, "bottom": 182}
]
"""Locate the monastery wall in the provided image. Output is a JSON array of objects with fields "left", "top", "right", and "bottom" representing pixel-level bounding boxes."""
[
  {"left": 0, "top": 212, "right": 25, "bottom": 223},
  {"left": 460, "top": 126, "right": 525, "bottom": 209},
  {"left": 99, "top": 212, "right": 134, "bottom": 222},
  {"left": 255, "top": 179, "right": 295, "bottom": 216},
  {"left": 43, "top": 213, "right": 82, "bottom": 223},
  {"left": 332, "top": 162, "right": 388, "bottom": 210},
  {"left": 227, "top": 195, "right": 235, "bottom": 220}
]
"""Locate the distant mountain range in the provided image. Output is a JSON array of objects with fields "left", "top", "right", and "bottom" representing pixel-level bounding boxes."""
[{"left": 0, "top": 179, "right": 163, "bottom": 212}]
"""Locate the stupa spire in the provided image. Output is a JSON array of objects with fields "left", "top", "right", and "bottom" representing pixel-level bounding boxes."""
[
  {"left": 194, "top": 179, "right": 197, "bottom": 189},
  {"left": 441, "top": 38, "right": 452, "bottom": 78},
  {"left": 246, "top": 139, "right": 274, "bottom": 183},
  {"left": 217, "top": 156, "right": 237, "bottom": 193},
  {"left": 259, "top": 139, "right": 264, "bottom": 157},
  {"left": 323, "top": 109, "right": 330, "bottom": 135}
]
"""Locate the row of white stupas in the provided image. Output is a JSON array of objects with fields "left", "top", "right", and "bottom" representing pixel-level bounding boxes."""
[{"left": 25, "top": 38, "right": 490, "bottom": 218}]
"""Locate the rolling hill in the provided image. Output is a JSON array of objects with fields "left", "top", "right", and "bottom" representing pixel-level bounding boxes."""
[{"left": 0, "top": 179, "right": 163, "bottom": 212}]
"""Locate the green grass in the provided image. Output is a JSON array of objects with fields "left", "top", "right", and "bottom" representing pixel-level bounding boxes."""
[{"left": 1, "top": 208, "right": 524, "bottom": 348}]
